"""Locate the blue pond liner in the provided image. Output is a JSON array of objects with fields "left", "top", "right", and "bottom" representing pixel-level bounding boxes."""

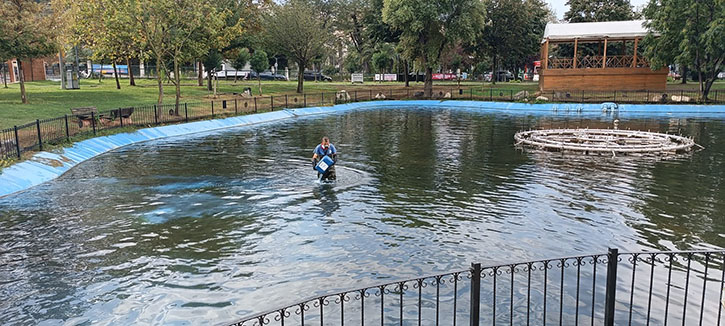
[{"left": 1, "top": 100, "right": 725, "bottom": 198}]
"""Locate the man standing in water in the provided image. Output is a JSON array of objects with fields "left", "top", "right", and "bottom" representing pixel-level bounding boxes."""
[{"left": 312, "top": 136, "right": 337, "bottom": 181}]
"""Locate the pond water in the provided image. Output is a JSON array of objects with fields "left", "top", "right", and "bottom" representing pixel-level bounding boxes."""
[{"left": 1, "top": 107, "right": 724, "bottom": 325}]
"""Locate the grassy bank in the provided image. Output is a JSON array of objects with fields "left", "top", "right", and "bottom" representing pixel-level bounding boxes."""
[{"left": 1, "top": 78, "right": 723, "bottom": 129}]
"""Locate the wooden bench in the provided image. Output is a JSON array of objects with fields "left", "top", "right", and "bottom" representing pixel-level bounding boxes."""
[
  {"left": 71, "top": 107, "right": 134, "bottom": 128},
  {"left": 71, "top": 106, "right": 98, "bottom": 128}
]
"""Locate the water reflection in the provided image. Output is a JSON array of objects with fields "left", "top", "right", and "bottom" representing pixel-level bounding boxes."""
[{"left": 0, "top": 107, "right": 723, "bottom": 325}]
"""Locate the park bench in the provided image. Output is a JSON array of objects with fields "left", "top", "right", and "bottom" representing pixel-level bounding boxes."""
[
  {"left": 71, "top": 106, "right": 134, "bottom": 128},
  {"left": 71, "top": 106, "right": 98, "bottom": 128}
]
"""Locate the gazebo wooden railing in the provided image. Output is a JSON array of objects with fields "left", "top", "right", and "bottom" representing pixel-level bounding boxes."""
[{"left": 548, "top": 55, "right": 648, "bottom": 69}]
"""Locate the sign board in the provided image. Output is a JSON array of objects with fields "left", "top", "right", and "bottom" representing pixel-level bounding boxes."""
[
  {"left": 534, "top": 61, "right": 541, "bottom": 67},
  {"left": 432, "top": 73, "right": 457, "bottom": 80},
  {"left": 351, "top": 73, "right": 364, "bottom": 83},
  {"left": 374, "top": 74, "right": 397, "bottom": 81}
]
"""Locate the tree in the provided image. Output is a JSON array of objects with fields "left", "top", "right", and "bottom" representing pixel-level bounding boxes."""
[
  {"left": 0, "top": 0, "right": 57, "bottom": 103},
  {"left": 264, "top": 0, "right": 330, "bottom": 93},
  {"left": 372, "top": 51, "right": 391, "bottom": 74},
  {"left": 203, "top": 50, "right": 223, "bottom": 91},
  {"left": 0, "top": 48, "right": 10, "bottom": 88},
  {"left": 232, "top": 48, "right": 251, "bottom": 83},
  {"left": 250, "top": 50, "right": 268, "bottom": 95},
  {"left": 130, "top": 0, "right": 234, "bottom": 108},
  {"left": 476, "top": 0, "right": 549, "bottom": 84},
  {"left": 383, "top": 0, "right": 485, "bottom": 97},
  {"left": 564, "top": 0, "right": 635, "bottom": 22},
  {"left": 643, "top": 0, "right": 724, "bottom": 100}
]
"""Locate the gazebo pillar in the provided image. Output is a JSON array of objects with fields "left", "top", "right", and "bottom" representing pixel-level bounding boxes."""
[
  {"left": 573, "top": 38, "right": 578, "bottom": 68},
  {"left": 602, "top": 38, "right": 608, "bottom": 68},
  {"left": 632, "top": 38, "right": 639, "bottom": 67},
  {"left": 542, "top": 38, "right": 549, "bottom": 69}
]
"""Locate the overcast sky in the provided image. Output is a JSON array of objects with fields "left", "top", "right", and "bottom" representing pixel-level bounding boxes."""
[{"left": 546, "top": 0, "right": 649, "bottom": 19}]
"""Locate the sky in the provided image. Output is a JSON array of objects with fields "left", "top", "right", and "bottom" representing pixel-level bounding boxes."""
[{"left": 546, "top": 0, "right": 649, "bottom": 20}]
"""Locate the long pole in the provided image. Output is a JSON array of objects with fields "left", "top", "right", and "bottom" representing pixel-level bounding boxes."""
[
  {"left": 604, "top": 248, "right": 619, "bottom": 326},
  {"left": 470, "top": 263, "right": 481, "bottom": 326},
  {"left": 64, "top": 115, "right": 70, "bottom": 141},
  {"left": 14, "top": 126, "right": 20, "bottom": 158}
]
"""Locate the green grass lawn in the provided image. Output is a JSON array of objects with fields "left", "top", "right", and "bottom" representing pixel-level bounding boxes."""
[{"left": 1, "top": 77, "right": 722, "bottom": 129}]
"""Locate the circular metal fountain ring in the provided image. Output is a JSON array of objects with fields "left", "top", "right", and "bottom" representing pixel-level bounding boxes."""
[{"left": 514, "top": 129, "right": 698, "bottom": 154}]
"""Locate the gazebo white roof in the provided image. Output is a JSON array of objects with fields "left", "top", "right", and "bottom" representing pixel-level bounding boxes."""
[{"left": 542, "top": 20, "right": 651, "bottom": 43}]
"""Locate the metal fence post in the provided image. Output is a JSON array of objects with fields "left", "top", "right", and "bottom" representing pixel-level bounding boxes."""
[
  {"left": 118, "top": 109, "right": 123, "bottom": 127},
  {"left": 254, "top": 97, "right": 258, "bottom": 113},
  {"left": 271, "top": 96, "right": 274, "bottom": 110},
  {"left": 304, "top": 94, "right": 307, "bottom": 107},
  {"left": 489, "top": 88, "right": 492, "bottom": 101},
  {"left": 285, "top": 94, "right": 289, "bottom": 108},
  {"left": 604, "top": 248, "right": 619, "bottom": 326},
  {"left": 154, "top": 104, "right": 158, "bottom": 125},
  {"left": 369, "top": 89, "right": 372, "bottom": 100},
  {"left": 35, "top": 119, "right": 43, "bottom": 151},
  {"left": 211, "top": 101, "right": 215, "bottom": 117},
  {"left": 470, "top": 263, "right": 481, "bottom": 326},
  {"left": 614, "top": 90, "right": 617, "bottom": 102},
  {"left": 321, "top": 92, "right": 324, "bottom": 104},
  {"left": 90, "top": 112, "right": 96, "bottom": 135},
  {"left": 234, "top": 99, "right": 238, "bottom": 115},
  {"left": 680, "top": 90, "right": 684, "bottom": 102},
  {"left": 510, "top": 89, "right": 513, "bottom": 101},
  {"left": 185, "top": 103, "right": 189, "bottom": 122},
  {"left": 14, "top": 125, "right": 20, "bottom": 158},
  {"left": 64, "top": 115, "right": 70, "bottom": 141},
  {"left": 354, "top": 91, "right": 357, "bottom": 102}
]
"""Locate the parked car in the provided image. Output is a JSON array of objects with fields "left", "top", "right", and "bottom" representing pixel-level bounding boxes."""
[
  {"left": 303, "top": 72, "right": 333, "bottom": 81},
  {"left": 718, "top": 72, "right": 725, "bottom": 79},
  {"left": 484, "top": 71, "right": 514, "bottom": 82},
  {"left": 247, "top": 72, "right": 287, "bottom": 81}
]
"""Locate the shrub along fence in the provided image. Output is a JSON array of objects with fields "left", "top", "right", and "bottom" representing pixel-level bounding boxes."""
[
  {"left": 1, "top": 86, "right": 723, "bottom": 160},
  {"left": 227, "top": 249, "right": 725, "bottom": 326}
]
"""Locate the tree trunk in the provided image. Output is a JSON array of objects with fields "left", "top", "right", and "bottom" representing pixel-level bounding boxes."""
[
  {"left": 258, "top": 74, "right": 262, "bottom": 96},
  {"left": 234, "top": 72, "right": 238, "bottom": 83},
  {"left": 681, "top": 65, "right": 687, "bottom": 84},
  {"left": 424, "top": 67, "right": 433, "bottom": 98},
  {"left": 174, "top": 56, "right": 181, "bottom": 115},
  {"left": 1, "top": 64, "right": 7, "bottom": 88},
  {"left": 703, "top": 78, "right": 714, "bottom": 101},
  {"left": 18, "top": 61, "right": 27, "bottom": 104},
  {"left": 296, "top": 60, "right": 305, "bottom": 93},
  {"left": 403, "top": 60, "right": 409, "bottom": 87},
  {"left": 198, "top": 61, "right": 204, "bottom": 86},
  {"left": 59, "top": 52, "right": 66, "bottom": 89},
  {"left": 156, "top": 53, "right": 164, "bottom": 104},
  {"left": 207, "top": 70, "right": 213, "bottom": 91},
  {"left": 112, "top": 61, "right": 121, "bottom": 89},
  {"left": 127, "top": 57, "right": 136, "bottom": 86}
]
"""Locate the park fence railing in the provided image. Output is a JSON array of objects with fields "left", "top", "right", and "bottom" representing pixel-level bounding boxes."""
[
  {"left": 226, "top": 249, "right": 725, "bottom": 326},
  {"left": 1, "top": 86, "right": 724, "bottom": 160}
]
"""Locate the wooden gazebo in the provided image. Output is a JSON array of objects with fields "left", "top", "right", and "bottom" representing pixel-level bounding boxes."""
[{"left": 539, "top": 20, "right": 668, "bottom": 92}]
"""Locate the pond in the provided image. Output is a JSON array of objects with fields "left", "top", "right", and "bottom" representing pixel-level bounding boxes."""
[{"left": 1, "top": 106, "right": 724, "bottom": 325}]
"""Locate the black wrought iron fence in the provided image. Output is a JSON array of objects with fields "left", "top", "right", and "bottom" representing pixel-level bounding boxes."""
[
  {"left": 1, "top": 87, "right": 723, "bottom": 161},
  {"left": 225, "top": 249, "right": 724, "bottom": 326}
]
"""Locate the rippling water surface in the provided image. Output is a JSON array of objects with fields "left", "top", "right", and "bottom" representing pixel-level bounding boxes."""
[{"left": 1, "top": 107, "right": 724, "bottom": 325}]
